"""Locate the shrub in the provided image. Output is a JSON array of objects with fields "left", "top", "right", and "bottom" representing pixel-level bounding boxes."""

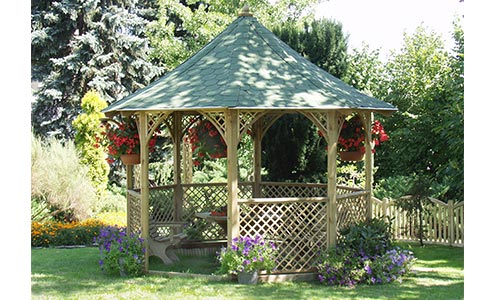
[
  {"left": 362, "top": 248, "right": 416, "bottom": 284},
  {"left": 338, "top": 217, "right": 394, "bottom": 258},
  {"left": 95, "top": 226, "right": 145, "bottom": 277},
  {"left": 315, "top": 218, "right": 416, "bottom": 287},
  {"left": 31, "top": 133, "right": 97, "bottom": 221},
  {"left": 315, "top": 247, "right": 365, "bottom": 287},
  {"left": 217, "top": 236, "right": 277, "bottom": 275},
  {"left": 72, "top": 91, "right": 110, "bottom": 199}
]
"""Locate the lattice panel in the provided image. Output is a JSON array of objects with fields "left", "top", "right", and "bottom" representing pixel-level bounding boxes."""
[
  {"left": 260, "top": 183, "right": 327, "bottom": 198},
  {"left": 239, "top": 200, "right": 328, "bottom": 272},
  {"left": 182, "top": 184, "right": 229, "bottom": 240},
  {"left": 181, "top": 114, "right": 201, "bottom": 138},
  {"left": 203, "top": 112, "right": 227, "bottom": 139},
  {"left": 336, "top": 192, "right": 368, "bottom": 232},
  {"left": 127, "top": 191, "right": 141, "bottom": 236},
  {"left": 238, "top": 182, "right": 254, "bottom": 199},
  {"left": 149, "top": 188, "right": 175, "bottom": 223},
  {"left": 239, "top": 111, "right": 260, "bottom": 137}
]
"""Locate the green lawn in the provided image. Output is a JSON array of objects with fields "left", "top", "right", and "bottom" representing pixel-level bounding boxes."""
[{"left": 31, "top": 244, "right": 463, "bottom": 299}]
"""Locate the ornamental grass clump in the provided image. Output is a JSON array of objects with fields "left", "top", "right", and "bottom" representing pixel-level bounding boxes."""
[
  {"left": 217, "top": 235, "right": 277, "bottom": 275},
  {"left": 95, "top": 226, "right": 145, "bottom": 277}
]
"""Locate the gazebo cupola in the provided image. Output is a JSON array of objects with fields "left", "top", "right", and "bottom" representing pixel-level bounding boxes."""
[{"left": 102, "top": 5, "right": 397, "bottom": 273}]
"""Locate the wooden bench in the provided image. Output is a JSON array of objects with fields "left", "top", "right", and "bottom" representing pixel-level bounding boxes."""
[{"left": 149, "top": 222, "right": 188, "bottom": 265}]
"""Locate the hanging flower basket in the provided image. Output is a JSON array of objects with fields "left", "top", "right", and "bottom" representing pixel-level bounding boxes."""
[
  {"left": 186, "top": 119, "right": 227, "bottom": 166},
  {"left": 120, "top": 153, "right": 140, "bottom": 165},
  {"left": 335, "top": 114, "right": 389, "bottom": 161},
  {"left": 339, "top": 151, "right": 364, "bottom": 162},
  {"left": 98, "top": 117, "right": 159, "bottom": 164}
]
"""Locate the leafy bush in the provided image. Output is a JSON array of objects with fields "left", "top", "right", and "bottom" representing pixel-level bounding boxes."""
[
  {"left": 31, "top": 133, "right": 97, "bottom": 221},
  {"left": 95, "top": 226, "right": 145, "bottom": 277},
  {"left": 362, "top": 248, "right": 416, "bottom": 284},
  {"left": 217, "top": 236, "right": 277, "bottom": 275},
  {"left": 72, "top": 91, "right": 110, "bottom": 198},
  {"left": 338, "top": 217, "right": 394, "bottom": 258},
  {"left": 315, "top": 218, "right": 416, "bottom": 287},
  {"left": 315, "top": 247, "right": 365, "bottom": 286}
]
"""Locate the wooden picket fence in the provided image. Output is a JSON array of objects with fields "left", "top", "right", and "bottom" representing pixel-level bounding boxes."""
[{"left": 371, "top": 196, "right": 464, "bottom": 247}]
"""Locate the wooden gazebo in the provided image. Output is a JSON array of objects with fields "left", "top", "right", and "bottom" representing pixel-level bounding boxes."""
[{"left": 102, "top": 6, "right": 396, "bottom": 274}]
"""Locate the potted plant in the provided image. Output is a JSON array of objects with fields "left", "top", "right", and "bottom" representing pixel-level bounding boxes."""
[
  {"left": 337, "top": 114, "right": 389, "bottom": 161},
  {"left": 217, "top": 235, "right": 277, "bottom": 284},
  {"left": 99, "top": 117, "right": 159, "bottom": 165},
  {"left": 186, "top": 119, "right": 227, "bottom": 166}
]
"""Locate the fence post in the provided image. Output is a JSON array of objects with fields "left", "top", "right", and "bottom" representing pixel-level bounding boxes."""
[
  {"left": 448, "top": 200, "right": 454, "bottom": 246},
  {"left": 382, "top": 198, "right": 389, "bottom": 219}
]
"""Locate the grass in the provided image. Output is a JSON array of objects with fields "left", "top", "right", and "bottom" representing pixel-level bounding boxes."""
[{"left": 31, "top": 243, "right": 463, "bottom": 299}]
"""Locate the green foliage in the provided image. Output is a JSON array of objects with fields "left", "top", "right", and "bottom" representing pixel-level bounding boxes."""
[
  {"left": 72, "top": 91, "right": 110, "bottom": 199},
  {"left": 147, "top": 0, "right": 320, "bottom": 71},
  {"left": 343, "top": 43, "right": 384, "bottom": 96},
  {"left": 374, "top": 24, "right": 463, "bottom": 202},
  {"left": 338, "top": 217, "right": 394, "bottom": 258},
  {"left": 217, "top": 236, "right": 277, "bottom": 275},
  {"left": 316, "top": 218, "right": 415, "bottom": 287},
  {"left": 31, "top": 0, "right": 162, "bottom": 137},
  {"left": 31, "top": 133, "right": 97, "bottom": 221}
]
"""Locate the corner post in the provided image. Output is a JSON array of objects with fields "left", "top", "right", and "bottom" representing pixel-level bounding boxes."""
[
  {"left": 326, "top": 111, "right": 339, "bottom": 248},
  {"left": 363, "top": 112, "right": 374, "bottom": 220},
  {"left": 138, "top": 112, "right": 150, "bottom": 272},
  {"left": 226, "top": 110, "right": 240, "bottom": 246},
  {"left": 173, "top": 112, "right": 183, "bottom": 226}
]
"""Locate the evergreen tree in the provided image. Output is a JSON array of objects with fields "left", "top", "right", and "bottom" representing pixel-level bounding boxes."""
[{"left": 31, "top": 0, "right": 162, "bottom": 138}]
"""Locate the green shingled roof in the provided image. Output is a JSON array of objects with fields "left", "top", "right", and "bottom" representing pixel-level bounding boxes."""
[{"left": 103, "top": 14, "right": 396, "bottom": 114}]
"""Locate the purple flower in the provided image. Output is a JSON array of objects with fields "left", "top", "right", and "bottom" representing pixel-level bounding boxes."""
[{"left": 364, "top": 265, "right": 372, "bottom": 275}]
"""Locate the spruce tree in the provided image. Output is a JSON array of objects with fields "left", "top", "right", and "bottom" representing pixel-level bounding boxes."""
[{"left": 31, "top": 0, "right": 162, "bottom": 138}]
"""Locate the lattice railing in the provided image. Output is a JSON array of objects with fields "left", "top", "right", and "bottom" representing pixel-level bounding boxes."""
[
  {"left": 336, "top": 191, "right": 369, "bottom": 231},
  {"left": 182, "top": 183, "right": 228, "bottom": 240},
  {"left": 127, "top": 190, "right": 142, "bottom": 236},
  {"left": 260, "top": 182, "right": 327, "bottom": 198},
  {"left": 238, "top": 198, "right": 327, "bottom": 273}
]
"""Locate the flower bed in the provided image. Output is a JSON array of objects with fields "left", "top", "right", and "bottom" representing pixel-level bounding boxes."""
[{"left": 31, "top": 218, "right": 119, "bottom": 247}]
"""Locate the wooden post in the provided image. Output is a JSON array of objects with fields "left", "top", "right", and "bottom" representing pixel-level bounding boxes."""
[
  {"left": 253, "top": 119, "right": 263, "bottom": 198},
  {"left": 138, "top": 112, "right": 150, "bottom": 272},
  {"left": 326, "top": 111, "right": 339, "bottom": 248},
  {"left": 226, "top": 110, "right": 240, "bottom": 246},
  {"left": 448, "top": 200, "right": 454, "bottom": 246},
  {"left": 173, "top": 112, "right": 183, "bottom": 226},
  {"left": 126, "top": 165, "right": 133, "bottom": 235},
  {"left": 363, "top": 112, "right": 374, "bottom": 220}
]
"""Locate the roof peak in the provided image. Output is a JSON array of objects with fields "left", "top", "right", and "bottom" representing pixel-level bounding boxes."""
[{"left": 238, "top": 5, "right": 253, "bottom": 17}]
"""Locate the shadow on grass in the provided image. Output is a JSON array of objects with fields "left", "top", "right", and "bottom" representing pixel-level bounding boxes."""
[{"left": 31, "top": 245, "right": 463, "bottom": 299}]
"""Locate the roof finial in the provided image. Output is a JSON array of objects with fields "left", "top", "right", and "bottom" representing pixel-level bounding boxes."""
[{"left": 238, "top": 4, "right": 253, "bottom": 17}]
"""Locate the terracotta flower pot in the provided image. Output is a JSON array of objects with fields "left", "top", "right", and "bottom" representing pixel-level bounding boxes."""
[
  {"left": 120, "top": 153, "right": 140, "bottom": 165},
  {"left": 339, "top": 151, "right": 364, "bottom": 162}
]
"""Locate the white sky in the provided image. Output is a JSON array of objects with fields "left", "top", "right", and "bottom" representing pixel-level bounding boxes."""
[{"left": 314, "top": 0, "right": 464, "bottom": 57}]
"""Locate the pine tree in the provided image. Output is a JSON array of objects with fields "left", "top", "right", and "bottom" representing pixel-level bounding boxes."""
[{"left": 31, "top": 0, "right": 162, "bottom": 138}]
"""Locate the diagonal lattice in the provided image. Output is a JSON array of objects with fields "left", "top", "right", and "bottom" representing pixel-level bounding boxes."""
[
  {"left": 239, "top": 199, "right": 327, "bottom": 273},
  {"left": 182, "top": 183, "right": 228, "bottom": 240},
  {"left": 127, "top": 190, "right": 142, "bottom": 236},
  {"left": 336, "top": 191, "right": 368, "bottom": 232},
  {"left": 149, "top": 187, "right": 175, "bottom": 224}
]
